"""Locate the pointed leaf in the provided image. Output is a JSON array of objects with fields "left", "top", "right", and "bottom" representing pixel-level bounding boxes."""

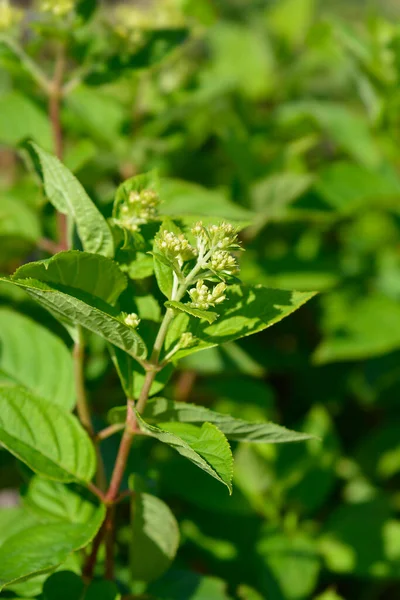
[
  {"left": 136, "top": 412, "right": 233, "bottom": 492},
  {"left": 2, "top": 253, "right": 146, "bottom": 360},
  {"left": 0, "top": 308, "right": 75, "bottom": 409},
  {"left": 29, "top": 143, "right": 114, "bottom": 256},
  {"left": 14, "top": 251, "right": 127, "bottom": 306},
  {"left": 0, "top": 504, "right": 105, "bottom": 592},
  {"left": 130, "top": 492, "right": 180, "bottom": 582},
  {"left": 0, "top": 386, "right": 96, "bottom": 483},
  {"left": 23, "top": 476, "right": 99, "bottom": 523},
  {"left": 164, "top": 285, "right": 316, "bottom": 359},
  {"left": 165, "top": 301, "right": 219, "bottom": 324}
]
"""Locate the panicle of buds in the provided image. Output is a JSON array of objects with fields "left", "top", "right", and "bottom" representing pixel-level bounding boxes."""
[
  {"left": 157, "top": 230, "right": 196, "bottom": 264},
  {"left": 0, "top": 0, "right": 22, "bottom": 30},
  {"left": 117, "top": 188, "right": 160, "bottom": 232},
  {"left": 39, "top": 0, "right": 75, "bottom": 16},
  {"left": 124, "top": 313, "right": 140, "bottom": 328},
  {"left": 190, "top": 220, "right": 240, "bottom": 276},
  {"left": 188, "top": 280, "right": 227, "bottom": 310}
]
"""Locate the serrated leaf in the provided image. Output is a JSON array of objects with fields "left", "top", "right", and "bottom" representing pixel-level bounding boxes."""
[
  {"left": 0, "top": 508, "right": 38, "bottom": 547},
  {"left": 0, "top": 386, "right": 96, "bottom": 483},
  {"left": 0, "top": 308, "right": 75, "bottom": 410},
  {"left": 29, "top": 143, "right": 114, "bottom": 257},
  {"left": 22, "top": 476, "right": 98, "bottom": 524},
  {"left": 130, "top": 492, "right": 180, "bottom": 583},
  {"left": 2, "top": 253, "right": 147, "bottom": 360},
  {"left": 165, "top": 301, "right": 219, "bottom": 324},
  {"left": 13, "top": 251, "right": 127, "bottom": 306},
  {"left": 0, "top": 504, "right": 105, "bottom": 592},
  {"left": 136, "top": 412, "right": 233, "bottom": 492},
  {"left": 165, "top": 285, "right": 316, "bottom": 360},
  {"left": 109, "top": 398, "right": 313, "bottom": 444}
]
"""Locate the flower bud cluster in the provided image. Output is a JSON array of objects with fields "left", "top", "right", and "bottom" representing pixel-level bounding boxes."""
[
  {"left": 157, "top": 230, "right": 196, "bottom": 264},
  {"left": 190, "top": 221, "right": 240, "bottom": 276},
  {"left": 210, "top": 250, "right": 238, "bottom": 275},
  {"left": 188, "top": 280, "right": 227, "bottom": 310},
  {"left": 0, "top": 0, "right": 22, "bottom": 30},
  {"left": 117, "top": 188, "right": 160, "bottom": 233},
  {"left": 39, "top": 0, "right": 75, "bottom": 16},
  {"left": 178, "top": 332, "right": 195, "bottom": 350},
  {"left": 124, "top": 312, "right": 140, "bottom": 328}
]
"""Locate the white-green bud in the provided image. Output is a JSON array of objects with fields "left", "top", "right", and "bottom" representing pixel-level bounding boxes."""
[
  {"left": 124, "top": 313, "right": 140, "bottom": 328},
  {"left": 179, "top": 332, "right": 195, "bottom": 348},
  {"left": 116, "top": 187, "right": 160, "bottom": 232},
  {"left": 188, "top": 280, "right": 227, "bottom": 310},
  {"left": 157, "top": 230, "right": 196, "bottom": 262},
  {"left": 210, "top": 250, "right": 238, "bottom": 275}
]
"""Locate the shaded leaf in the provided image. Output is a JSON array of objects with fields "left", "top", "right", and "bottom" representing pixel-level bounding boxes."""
[
  {"left": 29, "top": 143, "right": 114, "bottom": 256},
  {"left": 109, "top": 398, "right": 314, "bottom": 444},
  {"left": 0, "top": 505, "right": 105, "bottom": 592},
  {"left": 136, "top": 412, "right": 233, "bottom": 492},
  {"left": 0, "top": 386, "right": 96, "bottom": 483},
  {"left": 130, "top": 492, "right": 180, "bottom": 582},
  {"left": 0, "top": 308, "right": 75, "bottom": 410}
]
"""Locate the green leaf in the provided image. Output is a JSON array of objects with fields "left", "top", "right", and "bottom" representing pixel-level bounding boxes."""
[
  {"left": 0, "top": 308, "right": 75, "bottom": 410},
  {"left": 0, "top": 504, "right": 105, "bottom": 592},
  {"left": 136, "top": 412, "right": 233, "bottom": 493},
  {"left": 0, "top": 386, "right": 96, "bottom": 483},
  {"left": 43, "top": 571, "right": 84, "bottom": 600},
  {"left": 3, "top": 253, "right": 147, "bottom": 360},
  {"left": 0, "top": 91, "right": 52, "bottom": 148},
  {"left": 314, "top": 292, "right": 400, "bottom": 363},
  {"left": 159, "top": 178, "right": 254, "bottom": 226},
  {"left": 29, "top": 143, "right": 114, "bottom": 257},
  {"left": 148, "top": 569, "right": 231, "bottom": 599},
  {"left": 0, "top": 507, "right": 38, "bottom": 547},
  {"left": 165, "top": 285, "right": 316, "bottom": 360},
  {"left": 109, "top": 398, "right": 314, "bottom": 444},
  {"left": 130, "top": 492, "right": 180, "bottom": 582},
  {"left": 84, "top": 580, "right": 121, "bottom": 600},
  {"left": 165, "top": 300, "right": 219, "bottom": 324},
  {"left": 153, "top": 251, "right": 174, "bottom": 299},
  {"left": 319, "top": 498, "right": 400, "bottom": 577},
  {"left": 315, "top": 161, "right": 400, "bottom": 214},
  {"left": 0, "top": 194, "right": 41, "bottom": 243},
  {"left": 250, "top": 172, "right": 314, "bottom": 233},
  {"left": 14, "top": 251, "right": 127, "bottom": 306},
  {"left": 278, "top": 101, "right": 380, "bottom": 167},
  {"left": 257, "top": 530, "right": 320, "bottom": 600},
  {"left": 22, "top": 476, "right": 99, "bottom": 523}
]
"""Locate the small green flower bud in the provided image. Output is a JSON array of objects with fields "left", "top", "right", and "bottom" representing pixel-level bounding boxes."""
[
  {"left": 188, "top": 280, "right": 227, "bottom": 310},
  {"left": 210, "top": 250, "right": 238, "bottom": 275},
  {"left": 157, "top": 230, "right": 196, "bottom": 263},
  {"left": 116, "top": 187, "right": 160, "bottom": 233},
  {"left": 179, "top": 332, "right": 195, "bottom": 348},
  {"left": 124, "top": 313, "right": 140, "bottom": 328}
]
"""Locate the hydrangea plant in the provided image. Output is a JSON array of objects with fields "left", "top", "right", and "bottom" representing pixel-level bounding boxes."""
[{"left": 0, "top": 145, "right": 316, "bottom": 594}]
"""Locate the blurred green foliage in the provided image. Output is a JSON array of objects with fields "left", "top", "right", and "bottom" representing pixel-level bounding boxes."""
[{"left": 2, "top": 0, "right": 400, "bottom": 598}]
